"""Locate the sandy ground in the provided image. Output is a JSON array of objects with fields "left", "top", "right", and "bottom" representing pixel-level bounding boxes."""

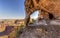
[{"left": 0, "top": 35, "right": 8, "bottom": 38}]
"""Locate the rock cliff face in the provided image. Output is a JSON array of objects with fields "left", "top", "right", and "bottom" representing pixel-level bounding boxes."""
[
  {"left": 24, "top": 0, "right": 60, "bottom": 37},
  {"left": 19, "top": 25, "right": 60, "bottom": 38},
  {"left": 24, "top": 0, "right": 60, "bottom": 27}
]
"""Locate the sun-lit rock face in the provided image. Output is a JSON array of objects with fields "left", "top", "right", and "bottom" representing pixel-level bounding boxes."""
[
  {"left": 24, "top": 0, "right": 60, "bottom": 26},
  {"left": 25, "top": 0, "right": 60, "bottom": 17},
  {"left": 40, "top": 0, "right": 60, "bottom": 19}
]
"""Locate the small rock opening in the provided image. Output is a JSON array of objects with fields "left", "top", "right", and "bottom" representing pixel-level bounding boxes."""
[{"left": 49, "top": 13, "right": 54, "bottom": 19}]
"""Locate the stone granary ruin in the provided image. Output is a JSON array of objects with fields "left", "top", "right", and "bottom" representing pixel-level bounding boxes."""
[{"left": 24, "top": 0, "right": 60, "bottom": 27}]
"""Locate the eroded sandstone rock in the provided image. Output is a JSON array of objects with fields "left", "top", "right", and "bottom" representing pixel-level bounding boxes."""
[
  {"left": 24, "top": 0, "right": 60, "bottom": 27},
  {"left": 19, "top": 25, "right": 60, "bottom": 38}
]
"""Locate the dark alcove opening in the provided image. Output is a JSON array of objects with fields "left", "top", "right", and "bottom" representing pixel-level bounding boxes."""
[{"left": 49, "top": 13, "right": 54, "bottom": 19}]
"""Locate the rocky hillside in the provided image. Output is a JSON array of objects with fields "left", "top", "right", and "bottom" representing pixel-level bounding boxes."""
[{"left": 19, "top": 20, "right": 60, "bottom": 38}]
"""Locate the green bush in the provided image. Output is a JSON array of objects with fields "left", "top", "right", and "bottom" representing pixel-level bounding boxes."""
[
  {"left": 29, "top": 19, "right": 36, "bottom": 24},
  {"left": 15, "top": 25, "right": 24, "bottom": 38}
]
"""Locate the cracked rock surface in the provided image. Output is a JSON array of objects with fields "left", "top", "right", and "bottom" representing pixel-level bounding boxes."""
[{"left": 19, "top": 25, "right": 60, "bottom": 38}]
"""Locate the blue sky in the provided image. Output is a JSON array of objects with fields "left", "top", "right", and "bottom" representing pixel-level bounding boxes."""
[{"left": 0, "top": 0, "right": 38, "bottom": 19}]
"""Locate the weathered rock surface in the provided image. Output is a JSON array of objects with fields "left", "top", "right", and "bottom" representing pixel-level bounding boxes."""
[{"left": 19, "top": 25, "right": 60, "bottom": 38}]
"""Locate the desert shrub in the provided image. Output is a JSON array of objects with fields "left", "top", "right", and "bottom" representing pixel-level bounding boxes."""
[
  {"left": 15, "top": 25, "right": 24, "bottom": 38},
  {"left": 29, "top": 19, "right": 36, "bottom": 24}
]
